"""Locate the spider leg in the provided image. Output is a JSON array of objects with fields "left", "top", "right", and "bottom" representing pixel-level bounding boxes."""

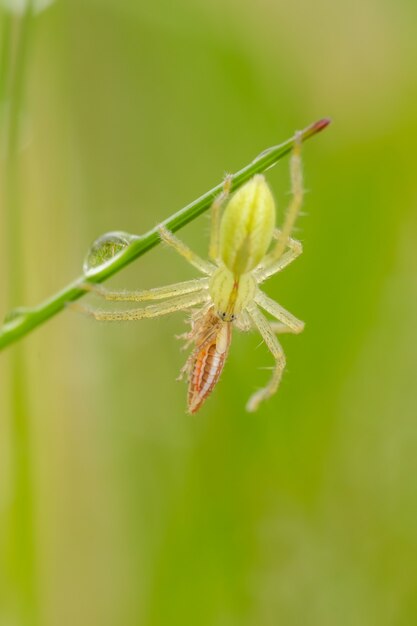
[
  {"left": 209, "top": 174, "right": 233, "bottom": 262},
  {"left": 254, "top": 290, "right": 305, "bottom": 334},
  {"left": 245, "top": 303, "right": 287, "bottom": 412},
  {"left": 159, "top": 225, "right": 215, "bottom": 275},
  {"left": 268, "top": 130, "right": 304, "bottom": 263},
  {"left": 269, "top": 322, "right": 301, "bottom": 334},
  {"left": 234, "top": 311, "right": 252, "bottom": 332},
  {"left": 255, "top": 233, "right": 303, "bottom": 282},
  {"left": 82, "top": 277, "right": 210, "bottom": 302},
  {"left": 72, "top": 290, "right": 210, "bottom": 322}
]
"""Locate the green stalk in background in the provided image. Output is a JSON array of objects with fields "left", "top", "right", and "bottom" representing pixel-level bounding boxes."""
[
  {"left": 0, "top": 118, "right": 330, "bottom": 352},
  {"left": 1, "top": 3, "right": 38, "bottom": 626},
  {"left": 0, "top": 10, "right": 12, "bottom": 109}
]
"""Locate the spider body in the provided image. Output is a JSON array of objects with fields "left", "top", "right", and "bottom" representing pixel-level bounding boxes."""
[
  {"left": 208, "top": 267, "right": 256, "bottom": 322},
  {"left": 80, "top": 133, "right": 307, "bottom": 412}
]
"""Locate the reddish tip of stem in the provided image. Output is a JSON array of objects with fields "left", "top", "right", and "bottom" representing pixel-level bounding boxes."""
[
  {"left": 300, "top": 117, "right": 331, "bottom": 143},
  {"left": 313, "top": 117, "right": 332, "bottom": 132}
]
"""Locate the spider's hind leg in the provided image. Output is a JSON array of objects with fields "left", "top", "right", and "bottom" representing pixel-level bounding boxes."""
[
  {"left": 245, "top": 303, "right": 287, "bottom": 412},
  {"left": 269, "top": 322, "right": 301, "bottom": 334},
  {"left": 254, "top": 290, "right": 305, "bottom": 334}
]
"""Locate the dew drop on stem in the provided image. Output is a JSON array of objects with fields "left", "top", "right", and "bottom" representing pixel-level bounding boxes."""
[{"left": 83, "top": 231, "right": 134, "bottom": 276}]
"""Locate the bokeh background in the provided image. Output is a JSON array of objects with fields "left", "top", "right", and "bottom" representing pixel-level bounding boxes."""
[{"left": 1, "top": 0, "right": 417, "bottom": 625}]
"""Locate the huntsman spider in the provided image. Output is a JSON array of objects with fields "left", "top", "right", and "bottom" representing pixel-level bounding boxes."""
[{"left": 79, "top": 133, "right": 308, "bottom": 413}]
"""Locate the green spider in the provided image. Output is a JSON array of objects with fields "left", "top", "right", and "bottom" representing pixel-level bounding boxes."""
[{"left": 80, "top": 133, "right": 307, "bottom": 412}]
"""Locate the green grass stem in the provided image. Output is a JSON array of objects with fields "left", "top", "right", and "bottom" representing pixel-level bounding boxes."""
[
  {"left": 0, "top": 118, "right": 330, "bottom": 352},
  {"left": 1, "top": 3, "right": 38, "bottom": 626}
]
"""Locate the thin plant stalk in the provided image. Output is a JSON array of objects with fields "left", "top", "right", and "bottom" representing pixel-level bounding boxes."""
[
  {"left": 0, "top": 118, "right": 330, "bottom": 352},
  {"left": 0, "top": 10, "right": 12, "bottom": 108},
  {"left": 1, "top": 3, "right": 38, "bottom": 626}
]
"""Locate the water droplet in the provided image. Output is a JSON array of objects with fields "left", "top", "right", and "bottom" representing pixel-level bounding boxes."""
[{"left": 83, "top": 231, "right": 135, "bottom": 276}]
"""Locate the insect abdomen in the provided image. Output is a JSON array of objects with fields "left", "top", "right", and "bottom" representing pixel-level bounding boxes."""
[{"left": 188, "top": 324, "right": 231, "bottom": 414}]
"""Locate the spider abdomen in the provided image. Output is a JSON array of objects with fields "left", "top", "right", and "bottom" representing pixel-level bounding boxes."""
[{"left": 219, "top": 174, "right": 276, "bottom": 275}]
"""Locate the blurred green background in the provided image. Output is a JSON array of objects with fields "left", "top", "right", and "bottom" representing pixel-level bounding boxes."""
[{"left": 1, "top": 0, "right": 417, "bottom": 625}]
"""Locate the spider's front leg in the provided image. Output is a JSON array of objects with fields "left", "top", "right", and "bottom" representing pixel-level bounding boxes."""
[
  {"left": 158, "top": 226, "right": 215, "bottom": 275},
  {"left": 245, "top": 303, "right": 287, "bottom": 412},
  {"left": 209, "top": 174, "right": 233, "bottom": 262},
  {"left": 71, "top": 290, "right": 210, "bottom": 322},
  {"left": 255, "top": 232, "right": 303, "bottom": 282},
  {"left": 268, "top": 130, "right": 304, "bottom": 263}
]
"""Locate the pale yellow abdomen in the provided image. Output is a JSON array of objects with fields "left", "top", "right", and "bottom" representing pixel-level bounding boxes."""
[{"left": 219, "top": 174, "right": 276, "bottom": 275}]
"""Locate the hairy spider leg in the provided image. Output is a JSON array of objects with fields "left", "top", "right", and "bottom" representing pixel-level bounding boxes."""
[
  {"left": 73, "top": 291, "right": 210, "bottom": 322},
  {"left": 254, "top": 290, "right": 305, "bottom": 334},
  {"left": 234, "top": 310, "right": 252, "bottom": 332},
  {"left": 255, "top": 232, "right": 303, "bottom": 281},
  {"left": 268, "top": 130, "right": 304, "bottom": 263},
  {"left": 245, "top": 303, "right": 286, "bottom": 412},
  {"left": 82, "top": 277, "right": 210, "bottom": 302},
  {"left": 269, "top": 322, "right": 303, "bottom": 334},
  {"left": 158, "top": 225, "right": 215, "bottom": 275},
  {"left": 209, "top": 174, "right": 233, "bottom": 262}
]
